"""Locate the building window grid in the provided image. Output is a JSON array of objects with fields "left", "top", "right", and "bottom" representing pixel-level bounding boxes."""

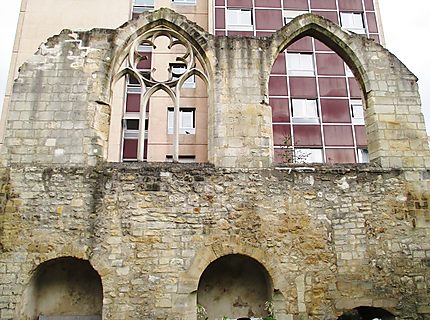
[
  {"left": 132, "top": 0, "right": 155, "bottom": 14},
  {"left": 167, "top": 107, "right": 196, "bottom": 135},
  {"left": 226, "top": 8, "right": 254, "bottom": 32},
  {"left": 344, "top": 66, "right": 360, "bottom": 163},
  {"left": 310, "top": 36, "right": 327, "bottom": 163},
  {"left": 215, "top": 0, "right": 378, "bottom": 163}
]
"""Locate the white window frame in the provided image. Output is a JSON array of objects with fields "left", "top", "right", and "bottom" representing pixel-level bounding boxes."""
[
  {"left": 358, "top": 148, "right": 369, "bottom": 163},
  {"left": 295, "top": 148, "right": 324, "bottom": 163},
  {"left": 345, "top": 63, "right": 354, "bottom": 77},
  {"left": 340, "top": 12, "right": 366, "bottom": 34},
  {"left": 351, "top": 100, "right": 365, "bottom": 125},
  {"left": 283, "top": 10, "right": 308, "bottom": 25},
  {"left": 172, "top": 0, "right": 196, "bottom": 4},
  {"left": 133, "top": 0, "right": 155, "bottom": 13},
  {"left": 165, "top": 155, "right": 196, "bottom": 163},
  {"left": 170, "top": 63, "right": 196, "bottom": 88},
  {"left": 291, "top": 99, "right": 319, "bottom": 123},
  {"left": 226, "top": 8, "right": 253, "bottom": 31},
  {"left": 168, "top": 107, "right": 196, "bottom": 134},
  {"left": 287, "top": 53, "right": 315, "bottom": 76}
]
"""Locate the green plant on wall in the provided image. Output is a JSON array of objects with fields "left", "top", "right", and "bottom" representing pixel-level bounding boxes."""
[
  {"left": 197, "top": 304, "right": 208, "bottom": 320},
  {"left": 280, "top": 134, "right": 309, "bottom": 164},
  {"left": 262, "top": 300, "right": 276, "bottom": 320}
]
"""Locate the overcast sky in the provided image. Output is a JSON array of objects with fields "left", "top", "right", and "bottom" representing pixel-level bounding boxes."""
[{"left": 0, "top": 0, "right": 429, "bottom": 132}]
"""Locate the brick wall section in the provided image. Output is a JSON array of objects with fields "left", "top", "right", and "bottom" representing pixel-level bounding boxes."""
[{"left": 0, "top": 163, "right": 429, "bottom": 319}]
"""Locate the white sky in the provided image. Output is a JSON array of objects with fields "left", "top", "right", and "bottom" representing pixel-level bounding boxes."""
[{"left": 0, "top": 0, "right": 429, "bottom": 132}]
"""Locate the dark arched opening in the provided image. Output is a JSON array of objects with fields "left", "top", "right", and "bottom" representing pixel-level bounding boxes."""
[
  {"left": 19, "top": 257, "right": 103, "bottom": 320},
  {"left": 338, "top": 306, "right": 395, "bottom": 320},
  {"left": 197, "top": 254, "right": 273, "bottom": 320}
]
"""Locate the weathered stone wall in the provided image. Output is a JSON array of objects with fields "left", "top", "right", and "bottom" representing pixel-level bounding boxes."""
[
  {"left": 1, "top": 8, "right": 430, "bottom": 320},
  {"left": 0, "top": 163, "right": 429, "bottom": 319}
]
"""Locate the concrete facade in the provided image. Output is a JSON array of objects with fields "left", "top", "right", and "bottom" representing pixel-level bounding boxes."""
[{"left": 0, "top": 8, "right": 429, "bottom": 320}]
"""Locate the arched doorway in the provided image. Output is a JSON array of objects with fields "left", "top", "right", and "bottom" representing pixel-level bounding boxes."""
[
  {"left": 19, "top": 257, "right": 103, "bottom": 320},
  {"left": 197, "top": 254, "right": 273, "bottom": 320},
  {"left": 338, "top": 306, "right": 395, "bottom": 320}
]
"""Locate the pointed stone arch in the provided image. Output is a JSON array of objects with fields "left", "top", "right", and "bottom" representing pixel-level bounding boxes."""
[
  {"left": 266, "top": 13, "right": 430, "bottom": 169},
  {"left": 106, "top": 8, "right": 215, "bottom": 163},
  {"left": 110, "top": 8, "right": 214, "bottom": 82}
]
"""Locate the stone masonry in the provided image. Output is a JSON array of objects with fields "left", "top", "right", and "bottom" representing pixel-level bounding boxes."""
[{"left": 0, "top": 8, "right": 429, "bottom": 320}]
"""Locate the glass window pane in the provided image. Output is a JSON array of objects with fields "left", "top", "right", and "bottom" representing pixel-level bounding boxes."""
[
  {"left": 295, "top": 148, "right": 323, "bottom": 163},
  {"left": 135, "top": 0, "right": 154, "bottom": 5}
]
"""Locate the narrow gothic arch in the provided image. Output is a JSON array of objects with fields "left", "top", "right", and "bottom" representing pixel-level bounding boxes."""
[{"left": 270, "top": 14, "right": 371, "bottom": 93}]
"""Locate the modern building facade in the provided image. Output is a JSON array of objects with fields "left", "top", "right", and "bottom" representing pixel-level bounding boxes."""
[
  {"left": 1, "top": 0, "right": 384, "bottom": 164},
  {"left": 1, "top": 2, "right": 430, "bottom": 320}
]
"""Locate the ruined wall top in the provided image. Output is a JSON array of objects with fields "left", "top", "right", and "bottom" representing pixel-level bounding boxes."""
[{"left": 1, "top": 8, "right": 428, "bottom": 170}]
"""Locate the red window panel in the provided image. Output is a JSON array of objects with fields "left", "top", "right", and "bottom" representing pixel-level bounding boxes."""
[
  {"left": 366, "top": 12, "right": 378, "bottom": 33},
  {"left": 143, "top": 139, "right": 148, "bottom": 159},
  {"left": 323, "top": 125, "right": 354, "bottom": 146},
  {"left": 271, "top": 53, "right": 286, "bottom": 74},
  {"left": 338, "top": 0, "right": 363, "bottom": 11},
  {"left": 227, "top": 0, "right": 252, "bottom": 8},
  {"left": 311, "top": 10, "right": 338, "bottom": 24},
  {"left": 215, "top": 8, "right": 226, "bottom": 29},
  {"left": 314, "top": 39, "right": 332, "bottom": 52},
  {"left": 316, "top": 53, "right": 345, "bottom": 76},
  {"left": 271, "top": 98, "right": 290, "bottom": 122},
  {"left": 215, "top": 30, "right": 226, "bottom": 36},
  {"left": 326, "top": 148, "right": 356, "bottom": 163},
  {"left": 289, "top": 77, "right": 317, "bottom": 98},
  {"left": 348, "top": 78, "right": 362, "bottom": 98},
  {"left": 355, "top": 126, "right": 368, "bottom": 147},
  {"left": 227, "top": 31, "right": 254, "bottom": 36},
  {"left": 274, "top": 148, "right": 288, "bottom": 163},
  {"left": 257, "top": 31, "right": 275, "bottom": 37},
  {"left": 137, "top": 52, "right": 152, "bottom": 70},
  {"left": 215, "top": 0, "right": 225, "bottom": 5},
  {"left": 123, "top": 139, "right": 138, "bottom": 160},
  {"left": 364, "top": 0, "right": 375, "bottom": 10},
  {"left": 287, "top": 37, "right": 313, "bottom": 52},
  {"left": 310, "top": 0, "right": 336, "bottom": 10},
  {"left": 269, "top": 76, "right": 289, "bottom": 96},
  {"left": 256, "top": 9, "right": 283, "bottom": 30},
  {"left": 273, "top": 124, "right": 291, "bottom": 145},
  {"left": 283, "top": 0, "right": 309, "bottom": 10},
  {"left": 255, "top": 0, "right": 281, "bottom": 8},
  {"left": 293, "top": 125, "right": 322, "bottom": 146},
  {"left": 320, "top": 98, "right": 351, "bottom": 123},
  {"left": 318, "top": 78, "right": 347, "bottom": 97},
  {"left": 126, "top": 94, "right": 140, "bottom": 113}
]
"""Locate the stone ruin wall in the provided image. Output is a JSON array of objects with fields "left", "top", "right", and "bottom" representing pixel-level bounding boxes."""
[
  {"left": 0, "top": 164, "right": 429, "bottom": 319},
  {"left": 0, "top": 8, "right": 429, "bottom": 320}
]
